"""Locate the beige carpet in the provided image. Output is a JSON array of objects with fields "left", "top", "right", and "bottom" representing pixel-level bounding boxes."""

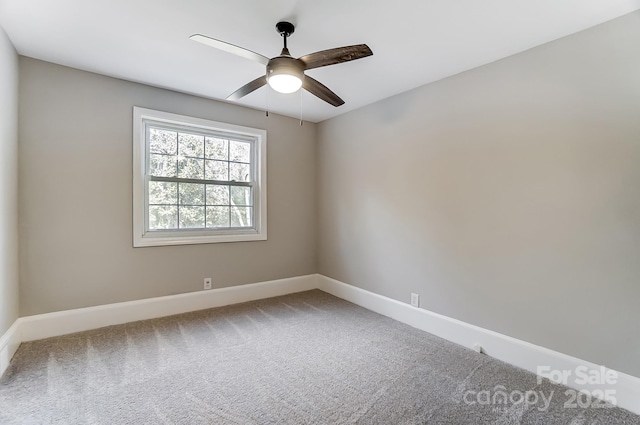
[{"left": 1, "top": 290, "right": 638, "bottom": 424}]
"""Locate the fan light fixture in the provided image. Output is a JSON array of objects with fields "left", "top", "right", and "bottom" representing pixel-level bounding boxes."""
[{"left": 266, "top": 55, "right": 305, "bottom": 94}]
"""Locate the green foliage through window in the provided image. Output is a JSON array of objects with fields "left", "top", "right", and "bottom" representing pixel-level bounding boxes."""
[{"left": 146, "top": 126, "right": 254, "bottom": 231}]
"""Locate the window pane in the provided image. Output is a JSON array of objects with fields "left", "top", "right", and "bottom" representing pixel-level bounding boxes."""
[
  {"left": 230, "top": 186, "right": 251, "bottom": 206},
  {"left": 149, "top": 154, "right": 177, "bottom": 177},
  {"left": 229, "top": 162, "right": 250, "bottom": 182},
  {"left": 205, "top": 137, "right": 228, "bottom": 160},
  {"left": 179, "top": 183, "right": 205, "bottom": 205},
  {"left": 149, "top": 129, "right": 177, "bottom": 155},
  {"left": 149, "top": 205, "right": 178, "bottom": 230},
  {"left": 205, "top": 160, "right": 229, "bottom": 181},
  {"left": 179, "top": 133, "right": 204, "bottom": 158},
  {"left": 207, "top": 206, "right": 230, "bottom": 228},
  {"left": 179, "top": 206, "right": 205, "bottom": 228},
  {"left": 178, "top": 157, "right": 204, "bottom": 179},
  {"left": 149, "top": 181, "right": 177, "bottom": 205},
  {"left": 231, "top": 206, "right": 252, "bottom": 227},
  {"left": 206, "top": 185, "right": 229, "bottom": 205},
  {"left": 230, "top": 140, "right": 251, "bottom": 163}
]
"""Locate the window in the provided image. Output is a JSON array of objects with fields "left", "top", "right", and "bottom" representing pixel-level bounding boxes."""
[{"left": 133, "top": 107, "right": 266, "bottom": 247}]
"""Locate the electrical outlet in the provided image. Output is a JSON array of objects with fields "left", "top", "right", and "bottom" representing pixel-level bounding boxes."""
[
  {"left": 411, "top": 293, "right": 420, "bottom": 307},
  {"left": 204, "top": 278, "right": 212, "bottom": 290}
]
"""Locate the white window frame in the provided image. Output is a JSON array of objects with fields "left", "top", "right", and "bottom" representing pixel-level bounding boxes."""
[{"left": 133, "top": 107, "right": 267, "bottom": 247}]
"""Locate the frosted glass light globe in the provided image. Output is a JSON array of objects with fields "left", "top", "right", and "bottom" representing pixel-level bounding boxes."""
[{"left": 268, "top": 73, "right": 303, "bottom": 94}]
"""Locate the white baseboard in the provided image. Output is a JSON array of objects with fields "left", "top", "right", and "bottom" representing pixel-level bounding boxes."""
[
  {"left": 317, "top": 274, "right": 640, "bottom": 416},
  {"left": 0, "top": 321, "right": 21, "bottom": 378},
  {"left": 19, "top": 274, "right": 317, "bottom": 342},
  {"left": 0, "top": 274, "right": 316, "bottom": 377}
]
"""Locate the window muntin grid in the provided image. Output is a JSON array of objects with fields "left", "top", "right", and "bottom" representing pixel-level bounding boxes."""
[{"left": 145, "top": 124, "right": 255, "bottom": 232}]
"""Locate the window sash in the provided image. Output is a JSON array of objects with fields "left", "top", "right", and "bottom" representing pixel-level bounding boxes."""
[
  {"left": 144, "top": 177, "right": 255, "bottom": 233},
  {"left": 145, "top": 123, "right": 256, "bottom": 182}
]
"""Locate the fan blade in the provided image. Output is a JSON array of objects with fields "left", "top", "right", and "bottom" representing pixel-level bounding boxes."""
[
  {"left": 227, "top": 76, "right": 267, "bottom": 100},
  {"left": 190, "top": 34, "right": 270, "bottom": 65},
  {"left": 303, "top": 76, "right": 344, "bottom": 107},
  {"left": 299, "top": 44, "right": 373, "bottom": 70}
]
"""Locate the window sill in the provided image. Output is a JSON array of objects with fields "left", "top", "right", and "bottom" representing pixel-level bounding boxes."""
[{"left": 133, "top": 229, "right": 267, "bottom": 247}]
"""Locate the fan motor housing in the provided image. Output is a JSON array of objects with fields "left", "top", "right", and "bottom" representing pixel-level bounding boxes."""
[{"left": 266, "top": 56, "right": 305, "bottom": 82}]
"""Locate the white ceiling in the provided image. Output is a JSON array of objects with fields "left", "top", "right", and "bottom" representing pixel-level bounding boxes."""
[{"left": 1, "top": 0, "right": 639, "bottom": 122}]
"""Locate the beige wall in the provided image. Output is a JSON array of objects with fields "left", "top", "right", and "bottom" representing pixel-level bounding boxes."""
[
  {"left": 0, "top": 25, "right": 19, "bottom": 336},
  {"left": 317, "top": 12, "right": 640, "bottom": 376},
  {"left": 19, "top": 58, "right": 317, "bottom": 316}
]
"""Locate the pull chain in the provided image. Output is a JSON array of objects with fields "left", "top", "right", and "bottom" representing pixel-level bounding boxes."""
[
  {"left": 266, "top": 85, "right": 269, "bottom": 117},
  {"left": 299, "top": 88, "right": 303, "bottom": 126}
]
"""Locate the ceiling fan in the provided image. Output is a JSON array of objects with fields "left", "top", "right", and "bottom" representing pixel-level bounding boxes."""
[{"left": 190, "top": 21, "right": 373, "bottom": 107}]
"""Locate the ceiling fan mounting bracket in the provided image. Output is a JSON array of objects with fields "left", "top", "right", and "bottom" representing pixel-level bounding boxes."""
[{"left": 275, "top": 21, "right": 295, "bottom": 38}]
